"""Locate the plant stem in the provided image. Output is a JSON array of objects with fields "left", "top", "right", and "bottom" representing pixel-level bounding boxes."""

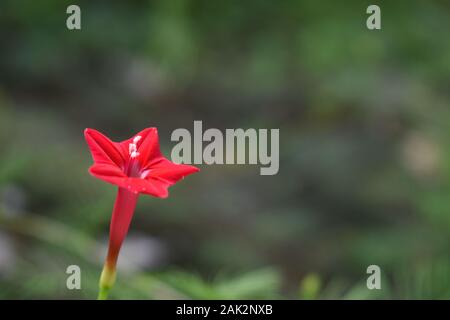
[
  {"left": 97, "top": 188, "right": 138, "bottom": 299},
  {"left": 97, "top": 262, "right": 116, "bottom": 300},
  {"left": 98, "top": 286, "right": 110, "bottom": 300}
]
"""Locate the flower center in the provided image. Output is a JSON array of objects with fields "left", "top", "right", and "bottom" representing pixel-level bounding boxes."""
[
  {"left": 129, "top": 136, "right": 142, "bottom": 158},
  {"left": 125, "top": 135, "right": 143, "bottom": 178}
]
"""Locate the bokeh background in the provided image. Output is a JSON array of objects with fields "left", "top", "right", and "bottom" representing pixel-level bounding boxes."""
[{"left": 1, "top": 0, "right": 450, "bottom": 299}]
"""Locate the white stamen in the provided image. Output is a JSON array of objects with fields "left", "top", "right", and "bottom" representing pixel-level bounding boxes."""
[
  {"left": 129, "top": 135, "right": 142, "bottom": 158},
  {"left": 131, "top": 151, "right": 140, "bottom": 158},
  {"left": 129, "top": 144, "right": 134, "bottom": 155},
  {"left": 133, "top": 136, "right": 142, "bottom": 144}
]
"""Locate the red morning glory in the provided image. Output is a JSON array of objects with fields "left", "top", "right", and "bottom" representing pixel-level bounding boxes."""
[{"left": 84, "top": 127, "right": 199, "bottom": 299}]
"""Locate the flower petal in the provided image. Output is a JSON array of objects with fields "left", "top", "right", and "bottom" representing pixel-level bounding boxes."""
[
  {"left": 147, "top": 158, "right": 200, "bottom": 184},
  {"left": 85, "top": 128, "right": 126, "bottom": 168},
  {"left": 119, "top": 128, "right": 161, "bottom": 167},
  {"left": 137, "top": 128, "right": 163, "bottom": 167},
  {"left": 124, "top": 177, "right": 169, "bottom": 198},
  {"left": 89, "top": 164, "right": 128, "bottom": 187}
]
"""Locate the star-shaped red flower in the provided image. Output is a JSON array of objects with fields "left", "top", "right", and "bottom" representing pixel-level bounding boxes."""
[{"left": 85, "top": 127, "right": 199, "bottom": 198}]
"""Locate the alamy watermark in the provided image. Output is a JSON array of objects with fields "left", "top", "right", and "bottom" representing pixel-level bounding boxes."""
[
  {"left": 171, "top": 121, "right": 279, "bottom": 175},
  {"left": 66, "top": 5, "right": 81, "bottom": 30},
  {"left": 366, "top": 265, "right": 381, "bottom": 290},
  {"left": 366, "top": 5, "right": 381, "bottom": 30},
  {"left": 66, "top": 265, "right": 81, "bottom": 290}
]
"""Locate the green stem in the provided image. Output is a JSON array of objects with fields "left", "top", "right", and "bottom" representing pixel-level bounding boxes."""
[
  {"left": 97, "top": 262, "right": 117, "bottom": 300},
  {"left": 98, "top": 286, "right": 110, "bottom": 300}
]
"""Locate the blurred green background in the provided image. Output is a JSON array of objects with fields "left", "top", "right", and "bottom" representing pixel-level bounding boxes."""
[{"left": 1, "top": 0, "right": 450, "bottom": 299}]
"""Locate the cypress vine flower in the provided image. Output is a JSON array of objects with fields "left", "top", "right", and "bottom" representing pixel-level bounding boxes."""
[{"left": 84, "top": 128, "right": 199, "bottom": 299}]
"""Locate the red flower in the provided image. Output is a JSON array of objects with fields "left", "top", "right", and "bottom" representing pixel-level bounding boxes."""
[{"left": 84, "top": 128, "right": 199, "bottom": 299}]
